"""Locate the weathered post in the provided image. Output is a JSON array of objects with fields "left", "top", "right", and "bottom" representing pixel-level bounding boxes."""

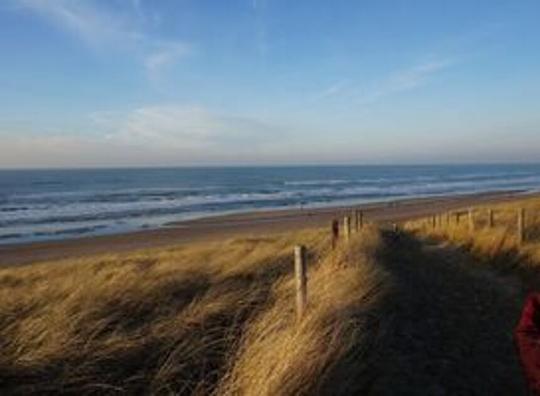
[
  {"left": 359, "top": 210, "right": 364, "bottom": 229},
  {"left": 468, "top": 208, "right": 475, "bottom": 231},
  {"left": 343, "top": 216, "right": 351, "bottom": 242},
  {"left": 488, "top": 209, "right": 494, "bottom": 228},
  {"left": 432, "top": 215, "right": 437, "bottom": 228},
  {"left": 331, "top": 219, "right": 339, "bottom": 250},
  {"left": 354, "top": 210, "right": 359, "bottom": 232},
  {"left": 455, "top": 212, "right": 460, "bottom": 225},
  {"left": 294, "top": 245, "right": 307, "bottom": 320},
  {"left": 518, "top": 208, "right": 526, "bottom": 246}
]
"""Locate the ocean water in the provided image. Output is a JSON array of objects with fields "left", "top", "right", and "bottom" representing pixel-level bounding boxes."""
[{"left": 1, "top": 164, "right": 539, "bottom": 245}]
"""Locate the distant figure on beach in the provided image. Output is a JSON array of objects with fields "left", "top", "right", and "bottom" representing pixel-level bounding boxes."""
[{"left": 515, "top": 293, "right": 540, "bottom": 395}]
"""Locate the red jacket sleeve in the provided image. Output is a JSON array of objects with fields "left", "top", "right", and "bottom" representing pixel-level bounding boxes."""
[{"left": 515, "top": 293, "right": 540, "bottom": 395}]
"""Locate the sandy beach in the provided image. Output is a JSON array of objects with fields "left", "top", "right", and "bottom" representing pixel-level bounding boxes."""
[{"left": 0, "top": 190, "right": 533, "bottom": 267}]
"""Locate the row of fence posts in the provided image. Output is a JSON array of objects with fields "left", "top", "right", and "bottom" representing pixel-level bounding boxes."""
[
  {"left": 428, "top": 207, "right": 529, "bottom": 246},
  {"left": 294, "top": 209, "right": 365, "bottom": 320},
  {"left": 295, "top": 206, "right": 532, "bottom": 319}
]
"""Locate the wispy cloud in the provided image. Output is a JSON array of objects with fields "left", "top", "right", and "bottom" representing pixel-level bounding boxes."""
[
  {"left": 0, "top": 104, "right": 287, "bottom": 167},
  {"left": 307, "top": 58, "right": 454, "bottom": 111},
  {"left": 93, "top": 104, "right": 281, "bottom": 150},
  {"left": 250, "top": 0, "right": 268, "bottom": 11},
  {"left": 312, "top": 80, "right": 350, "bottom": 101},
  {"left": 14, "top": 0, "right": 190, "bottom": 78},
  {"left": 16, "top": 0, "right": 141, "bottom": 47},
  {"left": 250, "top": 0, "right": 268, "bottom": 58},
  {"left": 144, "top": 42, "right": 191, "bottom": 80},
  {"left": 385, "top": 59, "right": 454, "bottom": 93},
  {"left": 353, "top": 57, "right": 456, "bottom": 106}
]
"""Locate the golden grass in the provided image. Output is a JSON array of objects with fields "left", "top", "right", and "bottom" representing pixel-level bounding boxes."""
[
  {"left": 405, "top": 195, "right": 540, "bottom": 278},
  {"left": 218, "top": 228, "right": 386, "bottom": 396},
  {"left": 0, "top": 226, "right": 386, "bottom": 395}
]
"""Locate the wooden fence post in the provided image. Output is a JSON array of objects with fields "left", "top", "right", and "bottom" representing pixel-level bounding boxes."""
[
  {"left": 331, "top": 219, "right": 339, "bottom": 250},
  {"left": 518, "top": 208, "right": 525, "bottom": 246},
  {"left": 488, "top": 209, "right": 494, "bottom": 228},
  {"left": 343, "top": 216, "right": 351, "bottom": 242},
  {"left": 432, "top": 215, "right": 436, "bottom": 228},
  {"left": 455, "top": 212, "right": 460, "bottom": 225},
  {"left": 354, "top": 210, "right": 359, "bottom": 232},
  {"left": 294, "top": 245, "right": 307, "bottom": 320},
  {"left": 468, "top": 208, "right": 475, "bottom": 231},
  {"left": 359, "top": 210, "right": 364, "bottom": 229}
]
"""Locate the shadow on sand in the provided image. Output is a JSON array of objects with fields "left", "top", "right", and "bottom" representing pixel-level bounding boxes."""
[{"left": 361, "top": 230, "right": 527, "bottom": 395}]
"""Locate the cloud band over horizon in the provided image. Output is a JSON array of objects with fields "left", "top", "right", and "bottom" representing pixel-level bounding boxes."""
[{"left": 1, "top": 0, "right": 539, "bottom": 167}]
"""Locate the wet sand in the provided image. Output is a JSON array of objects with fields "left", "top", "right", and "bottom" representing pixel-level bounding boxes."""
[{"left": 0, "top": 190, "right": 533, "bottom": 267}]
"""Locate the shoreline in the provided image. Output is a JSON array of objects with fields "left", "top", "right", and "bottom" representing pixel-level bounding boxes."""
[{"left": 0, "top": 189, "right": 535, "bottom": 267}]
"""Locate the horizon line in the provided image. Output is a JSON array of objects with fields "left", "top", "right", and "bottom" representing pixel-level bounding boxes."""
[{"left": 1, "top": 161, "right": 539, "bottom": 172}]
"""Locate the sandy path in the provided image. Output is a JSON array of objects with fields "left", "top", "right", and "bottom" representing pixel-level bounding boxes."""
[{"left": 367, "top": 231, "right": 527, "bottom": 395}]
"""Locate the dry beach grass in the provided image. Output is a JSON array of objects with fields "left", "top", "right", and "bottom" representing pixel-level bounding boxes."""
[
  {"left": 2, "top": 195, "right": 540, "bottom": 395},
  {"left": 406, "top": 195, "right": 540, "bottom": 286},
  {"left": 0, "top": 226, "right": 387, "bottom": 395}
]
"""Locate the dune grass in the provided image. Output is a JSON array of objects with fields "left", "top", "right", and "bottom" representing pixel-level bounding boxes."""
[
  {"left": 0, "top": 226, "right": 387, "bottom": 395},
  {"left": 406, "top": 195, "right": 540, "bottom": 284},
  {"left": 218, "top": 228, "right": 387, "bottom": 396}
]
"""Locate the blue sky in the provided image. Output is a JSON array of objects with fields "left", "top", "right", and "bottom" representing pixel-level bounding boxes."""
[{"left": 1, "top": 0, "right": 539, "bottom": 167}]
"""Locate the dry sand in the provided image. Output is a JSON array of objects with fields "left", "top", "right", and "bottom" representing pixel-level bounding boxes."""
[{"left": 0, "top": 190, "right": 533, "bottom": 267}]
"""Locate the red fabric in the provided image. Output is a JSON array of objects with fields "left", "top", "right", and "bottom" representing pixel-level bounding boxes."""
[{"left": 515, "top": 293, "right": 540, "bottom": 395}]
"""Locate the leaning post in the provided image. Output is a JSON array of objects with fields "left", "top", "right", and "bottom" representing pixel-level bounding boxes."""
[
  {"left": 294, "top": 245, "right": 307, "bottom": 320},
  {"left": 518, "top": 208, "right": 526, "bottom": 246},
  {"left": 343, "top": 216, "right": 351, "bottom": 242},
  {"left": 468, "top": 208, "right": 475, "bottom": 232},
  {"left": 331, "top": 219, "right": 339, "bottom": 250}
]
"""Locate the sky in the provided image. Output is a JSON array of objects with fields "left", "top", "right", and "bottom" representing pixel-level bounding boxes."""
[{"left": 0, "top": 0, "right": 539, "bottom": 168}]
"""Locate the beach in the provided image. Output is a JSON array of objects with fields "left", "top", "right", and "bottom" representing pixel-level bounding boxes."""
[
  {"left": 4, "top": 4, "right": 540, "bottom": 393},
  {"left": 0, "top": 190, "right": 531, "bottom": 267}
]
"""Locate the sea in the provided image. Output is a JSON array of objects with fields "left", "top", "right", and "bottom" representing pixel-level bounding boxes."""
[{"left": 1, "top": 164, "right": 540, "bottom": 245}]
